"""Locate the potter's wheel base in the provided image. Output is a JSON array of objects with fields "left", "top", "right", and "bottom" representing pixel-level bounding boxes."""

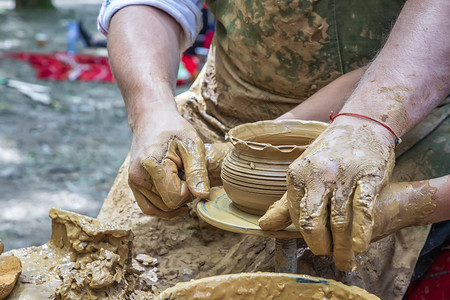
[{"left": 197, "top": 188, "right": 302, "bottom": 239}]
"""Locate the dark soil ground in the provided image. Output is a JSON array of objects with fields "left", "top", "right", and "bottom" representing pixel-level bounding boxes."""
[{"left": 0, "top": 0, "right": 190, "bottom": 251}]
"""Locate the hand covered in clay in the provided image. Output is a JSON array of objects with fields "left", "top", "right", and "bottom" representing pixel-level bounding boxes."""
[
  {"left": 261, "top": 117, "right": 396, "bottom": 271},
  {"left": 128, "top": 110, "right": 210, "bottom": 218},
  {"left": 260, "top": 177, "right": 442, "bottom": 263}
]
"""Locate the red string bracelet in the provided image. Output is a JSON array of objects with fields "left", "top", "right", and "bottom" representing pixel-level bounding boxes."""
[{"left": 329, "top": 111, "right": 402, "bottom": 146}]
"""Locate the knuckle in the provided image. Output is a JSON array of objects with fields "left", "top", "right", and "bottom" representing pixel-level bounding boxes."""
[
  {"left": 287, "top": 167, "right": 302, "bottom": 183},
  {"left": 187, "top": 167, "right": 208, "bottom": 179},
  {"left": 299, "top": 216, "right": 320, "bottom": 233},
  {"left": 331, "top": 216, "right": 350, "bottom": 231}
]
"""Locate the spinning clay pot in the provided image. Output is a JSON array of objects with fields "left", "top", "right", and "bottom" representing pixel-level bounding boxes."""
[{"left": 222, "top": 119, "right": 327, "bottom": 215}]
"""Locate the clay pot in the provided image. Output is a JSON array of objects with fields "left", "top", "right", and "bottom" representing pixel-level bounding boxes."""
[
  {"left": 156, "top": 272, "right": 378, "bottom": 300},
  {"left": 222, "top": 120, "right": 327, "bottom": 215}
]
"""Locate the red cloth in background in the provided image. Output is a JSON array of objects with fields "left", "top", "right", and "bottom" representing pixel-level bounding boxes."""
[
  {"left": 4, "top": 52, "right": 198, "bottom": 85},
  {"left": 406, "top": 249, "right": 450, "bottom": 300},
  {"left": 181, "top": 54, "right": 198, "bottom": 76},
  {"left": 7, "top": 52, "right": 115, "bottom": 82},
  {"left": 203, "top": 30, "right": 214, "bottom": 49}
]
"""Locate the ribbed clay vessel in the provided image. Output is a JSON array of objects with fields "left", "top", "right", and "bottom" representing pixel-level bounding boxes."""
[{"left": 222, "top": 119, "right": 327, "bottom": 215}]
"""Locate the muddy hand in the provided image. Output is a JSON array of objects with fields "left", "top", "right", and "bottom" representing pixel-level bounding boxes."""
[
  {"left": 285, "top": 117, "right": 395, "bottom": 271},
  {"left": 128, "top": 112, "right": 209, "bottom": 218},
  {"left": 260, "top": 177, "right": 441, "bottom": 264},
  {"left": 371, "top": 178, "right": 444, "bottom": 241},
  {"left": 260, "top": 178, "right": 443, "bottom": 235},
  {"left": 259, "top": 192, "right": 292, "bottom": 231}
]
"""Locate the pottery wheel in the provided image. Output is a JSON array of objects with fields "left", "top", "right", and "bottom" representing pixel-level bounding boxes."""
[{"left": 197, "top": 187, "right": 302, "bottom": 239}]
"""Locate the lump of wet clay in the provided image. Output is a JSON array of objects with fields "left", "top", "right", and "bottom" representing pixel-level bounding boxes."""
[
  {"left": 0, "top": 255, "right": 22, "bottom": 300},
  {"left": 5, "top": 208, "right": 138, "bottom": 299}
]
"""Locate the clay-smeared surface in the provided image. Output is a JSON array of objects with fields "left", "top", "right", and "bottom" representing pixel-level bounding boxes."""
[
  {"left": 0, "top": 255, "right": 22, "bottom": 300},
  {"left": 157, "top": 272, "right": 379, "bottom": 300},
  {"left": 5, "top": 208, "right": 136, "bottom": 299}
]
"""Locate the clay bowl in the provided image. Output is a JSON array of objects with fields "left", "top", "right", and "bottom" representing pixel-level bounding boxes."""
[
  {"left": 222, "top": 119, "right": 327, "bottom": 216},
  {"left": 156, "top": 272, "right": 378, "bottom": 300}
]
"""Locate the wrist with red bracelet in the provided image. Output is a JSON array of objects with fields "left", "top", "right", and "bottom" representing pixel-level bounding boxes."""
[{"left": 329, "top": 111, "right": 402, "bottom": 147}]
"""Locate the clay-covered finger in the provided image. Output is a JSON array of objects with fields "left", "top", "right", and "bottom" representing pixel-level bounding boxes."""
[
  {"left": 134, "top": 184, "right": 172, "bottom": 212},
  {"left": 330, "top": 185, "right": 355, "bottom": 271},
  {"left": 286, "top": 177, "right": 303, "bottom": 231},
  {"left": 128, "top": 161, "right": 173, "bottom": 211},
  {"left": 288, "top": 172, "right": 332, "bottom": 255},
  {"left": 142, "top": 141, "right": 191, "bottom": 209},
  {"left": 177, "top": 138, "right": 210, "bottom": 199},
  {"left": 352, "top": 178, "right": 378, "bottom": 253},
  {"left": 132, "top": 188, "right": 188, "bottom": 219},
  {"left": 259, "top": 193, "right": 292, "bottom": 230}
]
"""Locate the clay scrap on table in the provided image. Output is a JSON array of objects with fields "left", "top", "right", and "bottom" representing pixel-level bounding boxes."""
[
  {"left": 5, "top": 208, "right": 140, "bottom": 299},
  {"left": 0, "top": 255, "right": 22, "bottom": 300}
]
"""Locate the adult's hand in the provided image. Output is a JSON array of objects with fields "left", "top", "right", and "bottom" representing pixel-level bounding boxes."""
[
  {"left": 261, "top": 117, "right": 396, "bottom": 271},
  {"left": 128, "top": 108, "right": 209, "bottom": 218},
  {"left": 260, "top": 175, "right": 449, "bottom": 269},
  {"left": 106, "top": 5, "right": 209, "bottom": 218}
]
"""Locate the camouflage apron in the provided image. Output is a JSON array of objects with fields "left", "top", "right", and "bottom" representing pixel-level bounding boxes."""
[{"left": 179, "top": 0, "right": 405, "bottom": 138}]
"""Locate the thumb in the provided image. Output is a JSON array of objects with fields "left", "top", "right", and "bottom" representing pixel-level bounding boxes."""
[
  {"left": 177, "top": 137, "right": 210, "bottom": 198},
  {"left": 259, "top": 193, "right": 292, "bottom": 230}
]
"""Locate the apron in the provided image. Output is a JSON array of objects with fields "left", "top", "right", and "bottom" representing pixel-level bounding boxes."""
[{"left": 194, "top": 0, "right": 405, "bottom": 130}]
